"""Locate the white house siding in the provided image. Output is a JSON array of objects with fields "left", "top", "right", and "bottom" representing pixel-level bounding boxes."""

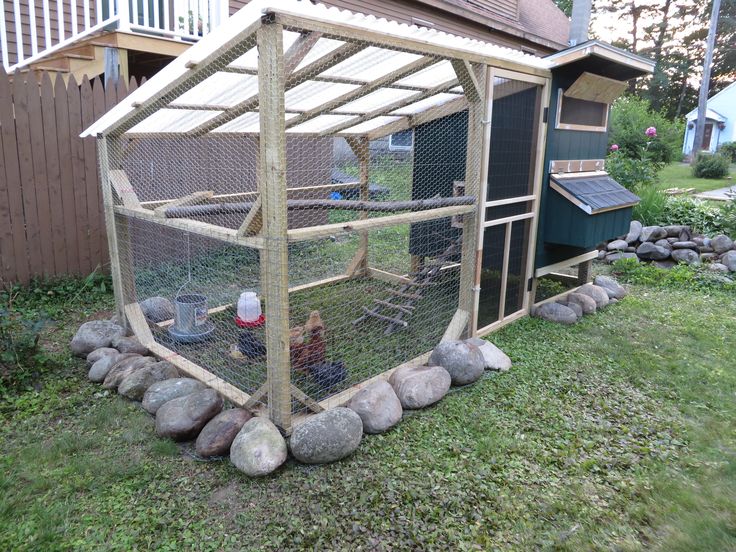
[{"left": 682, "top": 82, "right": 736, "bottom": 156}]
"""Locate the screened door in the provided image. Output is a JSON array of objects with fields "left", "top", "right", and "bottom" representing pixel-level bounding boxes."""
[{"left": 475, "top": 71, "right": 547, "bottom": 333}]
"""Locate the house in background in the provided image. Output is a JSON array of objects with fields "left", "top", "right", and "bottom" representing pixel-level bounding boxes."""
[
  {"left": 1, "top": 0, "right": 569, "bottom": 83},
  {"left": 682, "top": 82, "right": 736, "bottom": 158}
]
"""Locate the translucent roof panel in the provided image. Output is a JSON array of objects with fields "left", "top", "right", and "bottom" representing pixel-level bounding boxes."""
[
  {"left": 340, "top": 116, "right": 402, "bottom": 134},
  {"left": 212, "top": 112, "right": 300, "bottom": 133},
  {"left": 170, "top": 72, "right": 259, "bottom": 108},
  {"left": 395, "top": 60, "right": 458, "bottom": 89},
  {"left": 127, "top": 109, "right": 222, "bottom": 134},
  {"left": 284, "top": 80, "right": 360, "bottom": 112},
  {"left": 292, "top": 37, "right": 346, "bottom": 72},
  {"left": 392, "top": 93, "right": 462, "bottom": 115},
  {"left": 333, "top": 88, "right": 420, "bottom": 114},
  {"left": 228, "top": 30, "right": 302, "bottom": 70},
  {"left": 287, "top": 114, "right": 357, "bottom": 134},
  {"left": 320, "top": 47, "right": 424, "bottom": 82}
]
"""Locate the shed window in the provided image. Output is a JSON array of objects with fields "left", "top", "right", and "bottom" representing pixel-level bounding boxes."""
[
  {"left": 389, "top": 130, "right": 413, "bottom": 151},
  {"left": 556, "top": 89, "right": 609, "bottom": 132}
]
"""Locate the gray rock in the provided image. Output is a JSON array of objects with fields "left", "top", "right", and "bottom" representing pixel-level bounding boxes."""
[
  {"left": 679, "top": 227, "right": 693, "bottom": 241},
  {"left": 577, "top": 284, "right": 610, "bottom": 309},
  {"left": 347, "top": 380, "right": 402, "bottom": 434},
  {"left": 666, "top": 237, "right": 679, "bottom": 244},
  {"left": 672, "top": 241, "right": 698, "bottom": 249},
  {"left": 709, "top": 263, "right": 730, "bottom": 273},
  {"left": 111, "top": 335, "right": 148, "bottom": 355},
  {"left": 389, "top": 365, "right": 451, "bottom": 409},
  {"left": 561, "top": 301, "right": 583, "bottom": 319},
  {"left": 640, "top": 225, "right": 667, "bottom": 242},
  {"left": 230, "top": 417, "right": 287, "bottom": 476},
  {"left": 711, "top": 234, "right": 734, "bottom": 254},
  {"left": 605, "top": 252, "right": 638, "bottom": 264},
  {"left": 155, "top": 388, "right": 223, "bottom": 441},
  {"left": 653, "top": 260, "right": 676, "bottom": 270},
  {"left": 142, "top": 378, "right": 207, "bottom": 414},
  {"left": 693, "top": 236, "right": 706, "bottom": 246},
  {"left": 607, "top": 239, "right": 629, "bottom": 251},
  {"left": 625, "top": 220, "right": 643, "bottom": 244},
  {"left": 625, "top": 246, "right": 637, "bottom": 253},
  {"left": 701, "top": 253, "right": 717, "bottom": 261},
  {"left": 195, "top": 408, "right": 252, "bottom": 458},
  {"left": 664, "top": 225, "right": 683, "bottom": 237},
  {"left": 70, "top": 320, "right": 125, "bottom": 356},
  {"left": 699, "top": 246, "right": 715, "bottom": 254},
  {"left": 655, "top": 239, "right": 673, "bottom": 250},
  {"left": 597, "top": 249, "right": 607, "bottom": 260},
  {"left": 289, "top": 407, "right": 363, "bottom": 464},
  {"left": 86, "top": 347, "right": 119, "bottom": 366},
  {"left": 722, "top": 250, "right": 736, "bottom": 272},
  {"left": 637, "top": 242, "right": 671, "bottom": 261},
  {"left": 118, "top": 361, "right": 179, "bottom": 401},
  {"left": 567, "top": 292, "right": 597, "bottom": 315},
  {"left": 88, "top": 352, "right": 135, "bottom": 383},
  {"left": 139, "top": 296, "right": 175, "bottom": 323},
  {"left": 671, "top": 248, "right": 701, "bottom": 265},
  {"left": 465, "top": 337, "right": 512, "bottom": 372},
  {"left": 102, "top": 355, "right": 151, "bottom": 389},
  {"left": 593, "top": 275, "right": 627, "bottom": 300},
  {"left": 534, "top": 302, "right": 578, "bottom": 324},
  {"left": 428, "top": 340, "right": 485, "bottom": 386}
]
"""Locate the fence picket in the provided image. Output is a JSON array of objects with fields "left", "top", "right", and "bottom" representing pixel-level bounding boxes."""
[
  {"left": 92, "top": 74, "right": 109, "bottom": 263},
  {"left": 0, "top": 72, "right": 15, "bottom": 283},
  {"left": 81, "top": 75, "right": 101, "bottom": 272}
]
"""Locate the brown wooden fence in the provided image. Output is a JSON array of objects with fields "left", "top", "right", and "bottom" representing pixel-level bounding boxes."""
[{"left": 0, "top": 69, "right": 142, "bottom": 286}]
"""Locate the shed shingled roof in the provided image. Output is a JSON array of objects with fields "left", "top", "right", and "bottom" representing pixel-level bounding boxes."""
[{"left": 550, "top": 173, "right": 640, "bottom": 214}]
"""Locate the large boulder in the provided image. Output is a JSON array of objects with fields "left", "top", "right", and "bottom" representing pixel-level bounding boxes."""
[
  {"left": 711, "top": 234, "right": 734, "bottom": 254},
  {"left": 428, "top": 340, "right": 484, "bottom": 386},
  {"left": 567, "top": 292, "right": 597, "bottom": 315},
  {"left": 289, "top": 408, "right": 363, "bottom": 464},
  {"left": 636, "top": 242, "right": 671, "bottom": 261},
  {"left": 347, "top": 380, "right": 402, "bottom": 434},
  {"left": 561, "top": 301, "right": 583, "bottom": 319},
  {"left": 86, "top": 347, "right": 118, "bottom": 366},
  {"left": 389, "top": 365, "right": 451, "bottom": 409},
  {"left": 672, "top": 241, "right": 698, "bottom": 250},
  {"left": 102, "top": 355, "right": 152, "bottom": 389},
  {"left": 625, "top": 220, "right": 643, "bottom": 244},
  {"left": 671, "top": 248, "right": 700, "bottom": 266},
  {"left": 709, "top": 262, "right": 730, "bottom": 273},
  {"left": 640, "top": 225, "right": 667, "bottom": 243},
  {"left": 139, "top": 297, "right": 175, "bottom": 323},
  {"left": 607, "top": 239, "right": 629, "bottom": 251},
  {"left": 465, "top": 337, "right": 512, "bottom": 372},
  {"left": 111, "top": 335, "right": 148, "bottom": 355},
  {"left": 534, "top": 302, "right": 578, "bottom": 324},
  {"left": 195, "top": 408, "right": 252, "bottom": 458},
  {"left": 142, "top": 377, "right": 207, "bottom": 415},
  {"left": 230, "top": 417, "right": 287, "bottom": 476},
  {"left": 155, "top": 388, "right": 223, "bottom": 441},
  {"left": 721, "top": 250, "right": 736, "bottom": 272},
  {"left": 577, "top": 284, "right": 610, "bottom": 309},
  {"left": 118, "top": 361, "right": 179, "bottom": 401},
  {"left": 655, "top": 239, "right": 673, "bottom": 250},
  {"left": 88, "top": 352, "right": 136, "bottom": 383},
  {"left": 70, "top": 320, "right": 125, "bottom": 356},
  {"left": 593, "top": 276, "right": 627, "bottom": 300},
  {"left": 664, "top": 225, "right": 683, "bottom": 237}
]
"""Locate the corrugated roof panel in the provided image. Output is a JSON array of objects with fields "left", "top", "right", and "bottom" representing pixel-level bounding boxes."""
[
  {"left": 550, "top": 174, "right": 640, "bottom": 214},
  {"left": 292, "top": 37, "right": 346, "bottom": 71},
  {"left": 333, "top": 88, "right": 420, "bottom": 114},
  {"left": 170, "top": 72, "right": 259, "bottom": 108},
  {"left": 392, "top": 93, "right": 461, "bottom": 115},
  {"left": 212, "top": 111, "right": 300, "bottom": 133},
  {"left": 127, "top": 109, "right": 222, "bottom": 134},
  {"left": 340, "top": 116, "right": 402, "bottom": 134},
  {"left": 287, "top": 114, "right": 357, "bottom": 134},
  {"left": 320, "top": 47, "right": 424, "bottom": 82},
  {"left": 285, "top": 80, "right": 360, "bottom": 111},
  {"left": 395, "top": 60, "right": 457, "bottom": 88}
]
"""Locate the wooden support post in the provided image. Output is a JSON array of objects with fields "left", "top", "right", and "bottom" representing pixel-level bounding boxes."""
[
  {"left": 237, "top": 195, "right": 263, "bottom": 236},
  {"left": 346, "top": 136, "right": 370, "bottom": 276},
  {"left": 577, "top": 260, "right": 592, "bottom": 285},
  {"left": 457, "top": 63, "right": 487, "bottom": 339},
  {"left": 258, "top": 22, "right": 292, "bottom": 432},
  {"left": 441, "top": 309, "right": 469, "bottom": 342}
]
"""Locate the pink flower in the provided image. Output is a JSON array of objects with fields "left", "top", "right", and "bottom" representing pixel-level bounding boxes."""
[
  {"left": 645, "top": 126, "right": 657, "bottom": 137},
  {"left": 610, "top": 144, "right": 619, "bottom": 151}
]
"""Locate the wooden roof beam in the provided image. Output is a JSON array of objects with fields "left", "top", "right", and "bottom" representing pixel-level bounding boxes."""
[
  {"left": 361, "top": 95, "right": 468, "bottom": 140},
  {"left": 450, "top": 59, "right": 481, "bottom": 102}
]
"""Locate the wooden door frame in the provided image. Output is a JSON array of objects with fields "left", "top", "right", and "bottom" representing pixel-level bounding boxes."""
[{"left": 473, "top": 69, "right": 550, "bottom": 337}]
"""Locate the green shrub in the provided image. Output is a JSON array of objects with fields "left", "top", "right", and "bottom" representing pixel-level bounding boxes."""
[
  {"left": 692, "top": 152, "right": 730, "bottom": 179},
  {"left": 606, "top": 152, "right": 662, "bottom": 191},
  {"left": 612, "top": 257, "right": 736, "bottom": 292},
  {"left": 0, "top": 308, "right": 51, "bottom": 394},
  {"left": 717, "top": 142, "right": 736, "bottom": 163},
  {"left": 633, "top": 185, "right": 667, "bottom": 225},
  {"left": 718, "top": 199, "right": 736, "bottom": 237},
  {"left": 608, "top": 96, "right": 684, "bottom": 164}
]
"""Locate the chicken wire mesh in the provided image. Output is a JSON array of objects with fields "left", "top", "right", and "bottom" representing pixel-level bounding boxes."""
[{"left": 101, "top": 22, "right": 483, "bottom": 423}]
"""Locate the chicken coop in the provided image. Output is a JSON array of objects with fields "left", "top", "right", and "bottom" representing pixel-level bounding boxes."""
[{"left": 83, "top": 0, "right": 650, "bottom": 433}]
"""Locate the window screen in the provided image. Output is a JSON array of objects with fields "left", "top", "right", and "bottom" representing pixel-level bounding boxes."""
[
  {"left": 557, "top": 93, "right": 608, "bottom": 130},
  {"left": 389, "top": 130, "right": 414, "bottom": 151}
]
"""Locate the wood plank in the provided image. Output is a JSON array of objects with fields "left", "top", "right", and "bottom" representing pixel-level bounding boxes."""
[
  {"left": 284, "top": 31, "right": 322, "bottom": 74},
  {"left": 564, "top": 72, "right": 627, "bottom": 105},
  {"left": 237, "top": 194, "right": 262, "bottom": 237},
  {"left": 441, "top": 308, "right": 469, "bottom": 342},
  {"left": 287, "top": 204, "right": 475, "bottom": 242},
  {"left": 80, "top": 75, "right": 102, "bottom": 273},
  {"left": 290, "top": 384, "right": 325, "bottom": 413},
  {"left": 534, "top": 250, "right": 598, "bottom": 278},
  {"left": 0, "top": 72, "right": 15, "bottom": 283},
  {"left": 287, "top": 274, "right": 352, "bottom": 294},
  {"left": 258, "top": 22, "right": 292, "bottom": 432},
  {"left": 108, "top": 169, "right": 141, "bottom": 208},
  {"left": 91, "top": 75, "right": 109, "bottom": 264},
  {"left": 13, "top": 73, "right": 44, "bottom": 278},
  {"left": 367, "top": 267, "right": 414, "bottom": 286},
  {"left": 364, "top": 95, "right": 468, "bottom": 140},
  {"left": 153, "top": 190, "right": 214, "bottom": 217},
  {"left": 450, "top": 59, "right": 481, "bottom": 102},
  {"left": 345, "top": 136, "right": 368, "bottom": 275}
]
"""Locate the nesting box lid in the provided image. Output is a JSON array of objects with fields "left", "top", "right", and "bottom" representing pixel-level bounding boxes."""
[{"left": 550, "top": 172, "right": 640, "bottom": 215}]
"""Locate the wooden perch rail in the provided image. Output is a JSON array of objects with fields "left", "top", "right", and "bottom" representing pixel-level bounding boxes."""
[{"left": 163, "top": 196, "right": 477, "bottom": 218}]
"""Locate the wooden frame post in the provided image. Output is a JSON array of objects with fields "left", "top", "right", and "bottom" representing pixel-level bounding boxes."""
[
  {"left": 456, "top": 63, "right": 487, "bottom": 338},
  {"left": 258, "top": 21, "right": 292, "bottom": 432},
  {"left": 345, "top": 136, "right": 369, "bottom": 276}
]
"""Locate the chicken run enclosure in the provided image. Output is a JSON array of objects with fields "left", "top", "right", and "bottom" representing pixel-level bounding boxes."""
[{"left": 83, "top": 1, "right": 555, "bottom": 432}]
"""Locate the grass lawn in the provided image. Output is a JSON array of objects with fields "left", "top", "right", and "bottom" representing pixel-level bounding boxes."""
[
  {"left": 659, "top": 162, "right": 735, "bottom": 193},
  {"left": 1, "top": 269, "right": 735, "bottom": 550}
]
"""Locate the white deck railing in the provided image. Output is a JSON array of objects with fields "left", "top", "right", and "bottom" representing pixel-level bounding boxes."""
[{"left": 1, "top": 0, "right": 228, "bottom": 72}]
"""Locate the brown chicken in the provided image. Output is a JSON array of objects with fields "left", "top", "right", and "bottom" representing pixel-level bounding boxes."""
[
  {"left": 300, "top": 326, "right": 326, "bottom": 368},
  {"left": 289, "top": 325, "right": 308, "bottom": 374},
  {"left": 304, "top": 310, "right": 325, "bottom": 338}
]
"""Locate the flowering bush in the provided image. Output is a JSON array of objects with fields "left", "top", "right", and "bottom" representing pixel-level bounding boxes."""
[{"left": 608, "top": 97, "right": 683, "bottom": 163}]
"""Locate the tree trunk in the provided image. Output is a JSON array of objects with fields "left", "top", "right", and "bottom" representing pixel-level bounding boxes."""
[{"left": 691, "top": 0, "right": 722, "bottom": 161}]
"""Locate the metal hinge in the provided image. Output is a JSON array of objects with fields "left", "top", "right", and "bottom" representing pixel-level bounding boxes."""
[
  {"left": 527, "top": 277, "right": 534, "bottom": 292},
  {"left": 542, "top": 107, "right": 549, "bottom": 124}
]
